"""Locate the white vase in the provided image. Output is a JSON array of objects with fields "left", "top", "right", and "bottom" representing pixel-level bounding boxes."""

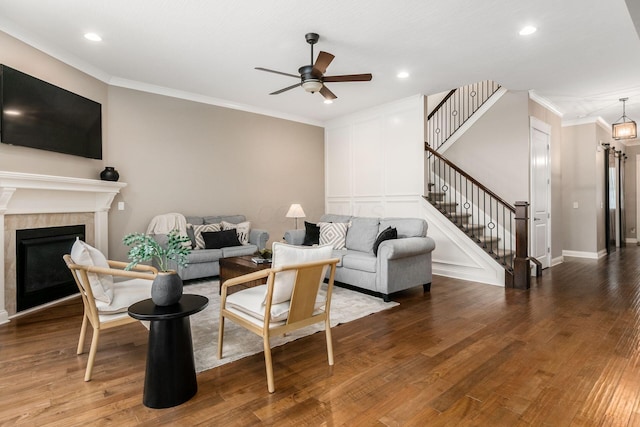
[{"left": 151, "top": 270, "right": 183, "bottom": 306}]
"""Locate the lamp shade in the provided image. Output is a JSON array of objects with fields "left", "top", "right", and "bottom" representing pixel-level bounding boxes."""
[
  {"left": 612, "top": 97, "right": 637, "bottom": 140},
  {"left": 612, "top": 120, "right": 637, "bottom": 140},
  {"left": 286, "top": 204, "right": 306, "bottom": 218}
]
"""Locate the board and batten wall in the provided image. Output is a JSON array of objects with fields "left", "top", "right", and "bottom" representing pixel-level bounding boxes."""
[
  {"left": 323, "top": 95, "right": 426, "bottom": 218},
  {"left": 0, "top": 30, "right": 325, "bottom": 262}
]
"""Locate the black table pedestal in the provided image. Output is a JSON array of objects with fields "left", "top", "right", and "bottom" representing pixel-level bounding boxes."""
[
  {"left": 128, "top": 294, "right": 209, "bottom": 409},
  {"left": 144, "top": 316, "right": 197, "bottom": 408}
]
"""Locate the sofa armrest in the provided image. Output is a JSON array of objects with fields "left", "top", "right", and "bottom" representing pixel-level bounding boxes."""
[
  {"left": 249, "top": 228, "right": 269, "bottom": 250},
  {"left": 377, "top": 236, "right": 436, "bottom": 260},
  {"left": 284, "top": 229, "right": 306, "bottom": 245}
]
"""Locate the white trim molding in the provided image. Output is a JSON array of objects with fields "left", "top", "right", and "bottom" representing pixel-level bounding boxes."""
[{"left": 0, "top": 172, "right": 125, "bottom": 325}]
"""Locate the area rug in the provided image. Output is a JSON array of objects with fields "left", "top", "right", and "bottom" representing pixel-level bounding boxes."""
[{"left": 173, "top": 279, "right": 399, "bottom": 373}]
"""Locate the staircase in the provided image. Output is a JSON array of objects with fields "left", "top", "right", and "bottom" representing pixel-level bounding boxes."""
[{"left": 424, "top": 81, "right": 534, "bottom": 288}]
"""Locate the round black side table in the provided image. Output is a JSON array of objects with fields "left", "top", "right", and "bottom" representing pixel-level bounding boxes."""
[{"left": 128, "top": 294, "right": 208, "bottom": 409}]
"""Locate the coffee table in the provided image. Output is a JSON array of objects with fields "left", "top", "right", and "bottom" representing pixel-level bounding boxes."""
[{"left": 219, "top": 255, "right": 271, "bottom": 295}]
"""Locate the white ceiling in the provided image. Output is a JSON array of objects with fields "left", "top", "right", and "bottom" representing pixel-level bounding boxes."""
[{"left": 1, "top": 0, "right": 640, "bottom": 128}]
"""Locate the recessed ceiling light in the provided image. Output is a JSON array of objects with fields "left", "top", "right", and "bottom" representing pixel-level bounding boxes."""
[
  {"left": 397, "top": 71, "right": 410, "bottom": 79},
  {"left": 4, "top": 110, "right": 21, "bottom": 116},
  {"left": 324, "top": 99, "right": 333, "bottom": 104},
  {"left": 519, "top": 26, "right": 537, "bottom": 36},
  {"left": 84, "top": 32, "right": 102, "bottom": 42}
]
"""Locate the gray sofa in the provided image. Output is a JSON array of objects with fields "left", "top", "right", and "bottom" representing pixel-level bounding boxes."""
[
  {"left": 284, "top": 214, "right": 435, "bottom": 301},
  {"left": 153, "top": 214, "right": 269, "bottom": 280}
]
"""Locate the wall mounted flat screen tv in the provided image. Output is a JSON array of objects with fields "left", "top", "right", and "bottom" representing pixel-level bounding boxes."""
[{"left": 0, "top": 64, "right": 102, "bottom": 159}]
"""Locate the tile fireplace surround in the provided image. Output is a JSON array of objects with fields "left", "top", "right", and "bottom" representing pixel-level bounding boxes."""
[{"left": 0, "top": 171, "right": 126, "bottom": 324}]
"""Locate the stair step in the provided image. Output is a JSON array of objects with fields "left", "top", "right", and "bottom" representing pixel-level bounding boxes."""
[
  {"left": 476, "top": 235, "right": 501, "bottom": 246},
  {"left": 428, "top": 192, "right": 446, "bottom": 202},
  {"left": 489, "top": 248, "right": 514, "bottom": 262},
  {"left": 463, "top": 224, "right": 486, "bottom": 237},
  {"left": 448, "top": 212, "right": 471, "bottom": 224},
  {"left": 435, "top": 201, "right": 458, "bottom": 212}
]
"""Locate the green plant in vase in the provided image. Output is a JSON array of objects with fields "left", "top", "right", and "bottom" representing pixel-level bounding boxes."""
[
  {"left": 123, "top": 229, "right": 192, "bottom": 306},
  {"left": 123, "top": 229, "right": 191, "bottom": 272}
]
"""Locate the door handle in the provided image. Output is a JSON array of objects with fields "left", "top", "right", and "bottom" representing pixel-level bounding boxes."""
[{"left": 534, "top": 217, "right": 541, "bottom": 221}]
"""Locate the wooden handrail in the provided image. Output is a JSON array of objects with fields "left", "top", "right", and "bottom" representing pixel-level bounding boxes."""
[
  {"left": 425, "top": 143, "right": 515, "bottom": 212},
  {"left": 427, "top": 89, "right": 456, "bottom": 120}
]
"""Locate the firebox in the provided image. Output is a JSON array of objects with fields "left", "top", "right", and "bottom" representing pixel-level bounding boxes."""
[{"left": 16, "top": 225, "right": 85, "bottom": 312}]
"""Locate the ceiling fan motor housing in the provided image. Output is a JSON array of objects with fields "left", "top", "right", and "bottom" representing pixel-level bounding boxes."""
[{"left": 305, "top": 33, "right": 319, "bottom": 45}]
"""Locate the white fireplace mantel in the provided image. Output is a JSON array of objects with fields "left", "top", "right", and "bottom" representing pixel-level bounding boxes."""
[{"left": 0, "top": 171, "right": 126, "bottom": 324}]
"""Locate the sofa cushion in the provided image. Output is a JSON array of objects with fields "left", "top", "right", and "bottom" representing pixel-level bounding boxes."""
[
  {"left": 373, "top": 226, "right": 398, "bottom": 256},
  {"left": 218, "top": 215, "right": 247, "bottom": 224},
  {"left": 221, "top": 220, "right": 251, "bottom": 245},
  {"left": 302, "top": 221, "right": 320, "bottom": 246},
  {"left": 193, "top": 223, "right": 221, "bottom": 249},
  {"left": 341, "top": 252, "right": 377, "bottom": 273},
  {"left": 320, "top": 214, "right": 352, "bottom": 223},
  {"left": 379, "top": 218, "right": 426, "bottom": 238},
  {"left": 319, "top": 222, "right": 349, "bottom": 250},
  {"left": 222, "top": 244, "right": 258, "bottom": 257},
  {"left": 346, "top": 217, "right": 380, "bottom": 253},
  {"left": 203, "top": 216, "right": 222, "bottom": 224},
  {"left": 203, "top": 229, "right": 241, "bottom": 249},
  {"left": 187, "top": 248, "right": 223, "bottom": 263},
  {"left": 186, "top": 216, "right": 205, "bottom": 225}
]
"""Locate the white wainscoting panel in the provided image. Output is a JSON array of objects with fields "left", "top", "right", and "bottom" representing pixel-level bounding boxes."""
[
  {"left": 325, "top": 95, "right": 425, "bottom": 219},
  {"left": 325, "top": 126, "right": 352, "bottom": 198},
  {"left": 353, "top": 119, "right": 384, "bottom": 197}
]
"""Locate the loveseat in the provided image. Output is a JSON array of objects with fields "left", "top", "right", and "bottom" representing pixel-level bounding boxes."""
[
  {"left": 284, "top": 214, "right": 435, "bottom": 301},
  {"left": 152, "top": 214, "right": 269, "bottom": 280}
]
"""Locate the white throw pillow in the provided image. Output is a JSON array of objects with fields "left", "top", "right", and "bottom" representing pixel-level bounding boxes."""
[
  {"left": 318, "top": 222, "right": 349, "bottom": 250},
  {"left": 70, "top": 239, "right": 114, "bottom": 304},
  {"left": 221, "top": 221, "right": 251, "bottom": 245},
  {"left": 192, "top": 223, "right": 221, "bottom": 249},
  {"left": 269, "top": 242, "right": 333, "bottom": 304}
]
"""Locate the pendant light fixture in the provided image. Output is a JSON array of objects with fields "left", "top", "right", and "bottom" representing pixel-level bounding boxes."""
[{"left": 612, "top": 97, "right": 637, "bottom": 140}]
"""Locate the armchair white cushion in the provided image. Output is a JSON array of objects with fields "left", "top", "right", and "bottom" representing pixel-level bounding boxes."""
[
  {"left": 270, "top": 242, "right": 333, "bottom": 304},
  {"left": 218, "top": 244, "right": 339, "bottom": 393}
]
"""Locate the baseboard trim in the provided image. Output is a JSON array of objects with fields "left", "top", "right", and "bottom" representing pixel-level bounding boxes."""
[
  {"left": 562, "top": 250, "right": 600, "bottom": 259},
  {"left": 625, "top": 238, "right": 638, "bottom": 245},
  {"left": 551, "top": 256, "right": 564, "bottom": 266}
]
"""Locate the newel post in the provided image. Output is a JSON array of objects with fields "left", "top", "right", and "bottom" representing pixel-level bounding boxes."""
[{"left": 513, "top": 201, "right": 530, "bottom": 290}]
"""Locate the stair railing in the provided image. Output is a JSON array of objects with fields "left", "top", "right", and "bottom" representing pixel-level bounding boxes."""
[
  {"left": 425, "top": 144, "right": 531, "bottom": 288},
  {"left": 427, "top": 80, "right": 501, "bottom": 151}
]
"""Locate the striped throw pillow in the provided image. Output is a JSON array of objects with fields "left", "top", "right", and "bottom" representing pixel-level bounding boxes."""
[
  {"left": 192, "top": 223, "right": 221, "bottom": 249},
  {"left": 318, "top": 222, "right": 349, "bottom": 250}
]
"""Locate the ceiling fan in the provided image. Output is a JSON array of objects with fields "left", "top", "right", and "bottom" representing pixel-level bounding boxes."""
[{"left": 255, "top": 33, "right": 373, "bottom": 101}]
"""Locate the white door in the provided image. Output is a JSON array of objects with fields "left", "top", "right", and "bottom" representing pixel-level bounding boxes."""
[{"left": 530, "top": 118, "right": 551, "bottom": 269}]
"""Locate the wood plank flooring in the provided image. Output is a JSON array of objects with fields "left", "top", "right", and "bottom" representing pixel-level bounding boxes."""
[{"left": 3, "top": 247, "right": 640, "bottom": 425}]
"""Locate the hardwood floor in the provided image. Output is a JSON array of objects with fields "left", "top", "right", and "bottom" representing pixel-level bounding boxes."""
[{"left": 3, "top": 247, "right": 640, "bottom": 425}]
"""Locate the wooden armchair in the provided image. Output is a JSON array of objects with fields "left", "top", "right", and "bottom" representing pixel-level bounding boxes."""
[
  {"left": 218, "top": 243, "right": 339, "bottom": 393},
  {"left": 64, "top": 246, "right": 157, "bottom": 381}
]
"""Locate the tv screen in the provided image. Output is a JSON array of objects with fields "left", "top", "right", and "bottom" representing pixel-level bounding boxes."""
[{"left": 0, "top": 64, "right": 102, "bottom": 159}]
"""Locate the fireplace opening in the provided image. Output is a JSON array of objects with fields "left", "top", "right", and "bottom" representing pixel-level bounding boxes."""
[{"left": 16, "top": 225, "right": 86, "bottom": 312}]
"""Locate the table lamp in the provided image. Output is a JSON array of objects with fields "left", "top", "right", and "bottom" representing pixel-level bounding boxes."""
[{"left": 286, "top": 204, "right": 306, "bottom": 229}]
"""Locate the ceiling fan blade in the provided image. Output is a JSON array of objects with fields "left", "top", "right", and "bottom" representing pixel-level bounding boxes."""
[
  {"left": 324, "top": 73, "right": 373, "bottom": 82},
  {"left": 320, "top": 85, "right": 337, "bottom": 100},
  {"left": 313, "top": 51, "right": 335, "bottom": 75},
  {"left": 270, "top": 83, "right": 302, "bottom": 95},
  {"left": 255, "top": 67, "right": 300, "bottom": 79}
]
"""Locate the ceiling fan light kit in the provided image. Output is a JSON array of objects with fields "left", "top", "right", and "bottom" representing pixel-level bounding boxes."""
[
  {"left": 256, "top": 33, "right": 372, "bottom": 101},
  {"left": 612, "top": 97, "right": 637, "bottom": 140}
]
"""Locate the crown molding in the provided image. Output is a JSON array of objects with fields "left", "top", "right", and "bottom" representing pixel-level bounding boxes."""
[{"left": 528, "top": 91, "right": 564, "bottom": 117}]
